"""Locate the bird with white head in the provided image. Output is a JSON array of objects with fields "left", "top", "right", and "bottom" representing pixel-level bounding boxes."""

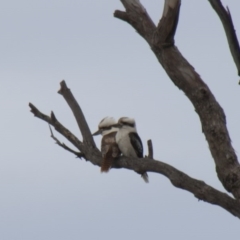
[
  {"left": 92, "top": 117, "right": 121, "bottom": 172},
  {"left": 115, "top": 117, "right": 149, "bottom": 183}
]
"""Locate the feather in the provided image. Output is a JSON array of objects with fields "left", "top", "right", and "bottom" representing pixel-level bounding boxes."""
[
  {"left": 129, "top": 132, "right": 143, "bottom": 158},
  {"left": 101, "top": 131, "right": 121, "bottom": 172}
]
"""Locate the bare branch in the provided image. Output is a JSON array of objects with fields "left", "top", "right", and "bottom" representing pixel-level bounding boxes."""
[
  {"left": 58, "top": 80, "right": 96, "bottom": 148},
  {"left": 29, "top": 98, "right": 240, "bottom": 218},
  {"left": 29, "top": 103, "right": 52, "bottom": 123},
  {"left": 147, "top": 139, "right": 153, "bottom": 159},
  {"left": 120, "top": 0, "right": 146, "bottom": 14},
  {"left": 49, "top": 125, "right": 84, "bottom": 158},
  {"left": 155, "top": 0, "right": 181, "bottom": 47},
  {"left": 112, "top": 156, "right": 240, "bottom": 218},
  {"left": 114, "top": 10, "right": 130, "bottom": 23},
  {"left": 208, "top": 0, "right": 240, "bottom": 76},
  {"left": 29, "top": 102, "right": 85, "bottom": 152},
  {"left": 114, "top": 0, "right": 156, "bottom": 40},
  {"left": 163, "top": 0, "right": 180, "bottom": 16},
  {"left": 29, "top": 101, "right": 240, "bottom": 217},
  {"left": 115, "top": 0, "right": 240, "bottom": 200}
]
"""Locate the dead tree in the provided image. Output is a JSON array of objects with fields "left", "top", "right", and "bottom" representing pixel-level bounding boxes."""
[{"left": 29, "top": 0, "right": 240, "bottom": 218}]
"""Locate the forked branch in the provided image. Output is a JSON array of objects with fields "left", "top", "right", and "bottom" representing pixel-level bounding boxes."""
[
  {"left": 115, "top": 0, "right": 240, "bottom": 200},
  {"left": 29, "top": 81, "right": 240, "bottom": 218},
  {"left": 49, "top": 125, "right": 84, "bottom": 158},
  {"left": 29, "top": 103, "right": 84, "bottom": 152}
]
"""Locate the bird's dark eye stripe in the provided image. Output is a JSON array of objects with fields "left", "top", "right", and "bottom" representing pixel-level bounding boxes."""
[
  {"left": 100, "top": 126, "right": 112, "bottom": 130},
  {"left": 122, "top": 122, "right": 134, "bottom": 127}
]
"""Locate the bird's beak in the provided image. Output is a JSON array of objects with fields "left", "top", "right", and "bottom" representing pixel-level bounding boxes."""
[{"left": 92, "top": 129, "right": 102, "bottom": 136}]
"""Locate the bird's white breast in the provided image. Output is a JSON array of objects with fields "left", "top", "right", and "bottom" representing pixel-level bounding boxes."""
[{"left": 116, "top": 128, "right": 137, "bottom": 158}]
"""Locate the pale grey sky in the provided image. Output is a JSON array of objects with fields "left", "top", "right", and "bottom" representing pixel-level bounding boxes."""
[{"left": 0, "top": 1, "right": 240, "bottom": 239}]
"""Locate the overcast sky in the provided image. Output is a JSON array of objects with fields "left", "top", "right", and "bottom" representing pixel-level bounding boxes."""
[{"left": 1, "top": 0, "right": 240, "bottom": 239}]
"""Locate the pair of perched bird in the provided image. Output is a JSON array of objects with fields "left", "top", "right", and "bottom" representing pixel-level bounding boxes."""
[{"left": 92, "top": 117, "right": 148, "bottom": 183}]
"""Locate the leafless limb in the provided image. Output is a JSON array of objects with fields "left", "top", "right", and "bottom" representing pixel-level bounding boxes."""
[
  {"left": 29, "top": 103, "right": 85, "bottom": 152},
  {"left": 208, "top": 0, "right": 240, "bottom": 76},
  {"left": 114, "top": 0, "right": 240, "bottom": 200},
  {"left": 58, "top": 80, "right": 96, "bottom": 148},
  {"left": 29, "top": 81, "right": 240, "bottom": 218},
  {"left": 48, "top": 125, "right": 84, "bottom": 158},
  {"left": 155, "top": 0, "right": 181, "bottom": 47}
]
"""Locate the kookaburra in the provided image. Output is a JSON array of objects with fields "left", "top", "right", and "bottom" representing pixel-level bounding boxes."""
[
  {"left": 92, "top": 117, "right": 121, "bottom": 172},
  {"left": 115, "top": 117, "right": 149, "bottom": 183}
]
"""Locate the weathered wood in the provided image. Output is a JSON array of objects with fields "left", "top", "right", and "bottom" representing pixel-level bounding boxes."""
[
  {"left": 58, "top": 80, "right": 96, "bottom": 148},
  {"left": 114, "top": 0, "right": 240, "bottom": 199}
]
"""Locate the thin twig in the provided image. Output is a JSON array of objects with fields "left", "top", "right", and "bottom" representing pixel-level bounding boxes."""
[
  {"left": 29, "top": 102, "right": 85, "bottom": 152},
  {"left": 49, "top": 125, "right": 84, "bottom": 159}
]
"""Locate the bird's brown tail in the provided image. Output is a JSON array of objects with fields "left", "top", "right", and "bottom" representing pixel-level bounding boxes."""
[{"left": 101, "top": 154, "right": 114, "bottom": 173}]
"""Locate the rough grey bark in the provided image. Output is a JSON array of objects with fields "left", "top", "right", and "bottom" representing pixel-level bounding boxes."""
[
  {"left": 29, "top": 1, "right": 240, "bottom": 219},
  {"left": 114, "top": 0, "right": 240, "bottom": 200}
]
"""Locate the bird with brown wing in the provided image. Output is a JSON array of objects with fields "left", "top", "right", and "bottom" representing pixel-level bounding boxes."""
[{"left": 92, "top": 117, "right": 121, "bottom": 172}]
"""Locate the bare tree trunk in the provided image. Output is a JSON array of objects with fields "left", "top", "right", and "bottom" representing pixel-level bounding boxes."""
[{"left": 114, "top": 0, "right": 240, "bottom": 199}]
